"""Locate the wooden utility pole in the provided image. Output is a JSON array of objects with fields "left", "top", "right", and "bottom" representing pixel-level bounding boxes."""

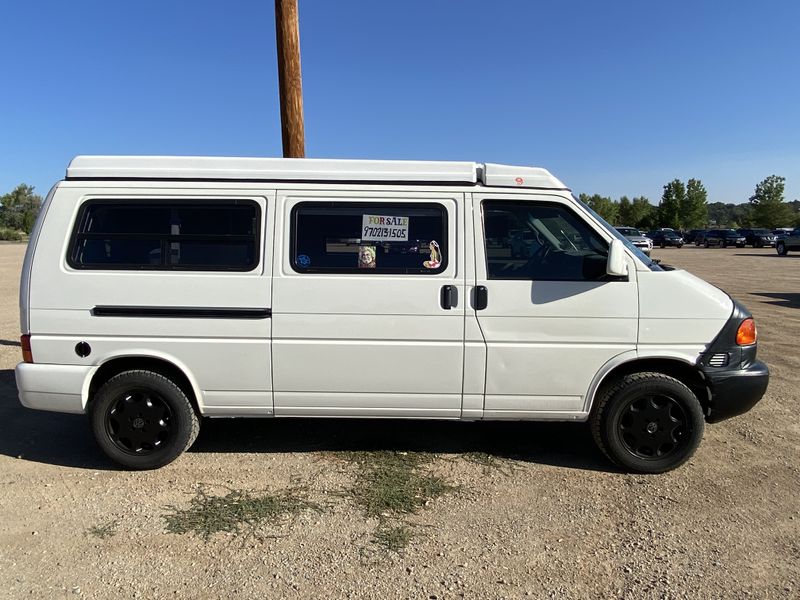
[{"left": 275, "top": 0, "right": 305, "bottom": 158}]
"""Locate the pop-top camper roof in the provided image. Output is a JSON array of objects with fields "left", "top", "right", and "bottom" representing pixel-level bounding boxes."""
[{"left": 66, "top": 156, "right": 568, "bottom": 190}]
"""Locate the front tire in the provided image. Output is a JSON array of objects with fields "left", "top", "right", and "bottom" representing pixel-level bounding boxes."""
[
  {"left": 703, "top": 240, "right": 709, "bottom": 248},
  {"left": 590, "top": 372, "right": 705, "bottom": 473},
  {"left": 777, "top": 242, "right": 788, "bottom": 256},
  {"left": 90, "top": 370, "right": 200, "bottom": 470}
]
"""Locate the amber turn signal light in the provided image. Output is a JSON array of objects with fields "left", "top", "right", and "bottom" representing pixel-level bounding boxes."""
[
  {"left": 21, "top": 334, "right": 33, "bottom": 363},
  {"left": 736, "top": 318, "right": 757, "bottom": 346}
]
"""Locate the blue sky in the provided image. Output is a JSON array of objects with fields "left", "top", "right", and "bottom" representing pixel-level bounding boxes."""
[{"left": 1, "top": 1, "right": 798, "bottom": 203}]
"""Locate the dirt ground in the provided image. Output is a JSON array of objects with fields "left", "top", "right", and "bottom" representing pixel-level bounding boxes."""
[{"left": 0, "top": 242, "right": 797, "bottom": 599}]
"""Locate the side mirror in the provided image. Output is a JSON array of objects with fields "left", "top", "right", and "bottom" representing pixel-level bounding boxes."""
[{"left": 607, "top": 239, "right": 629, "bottom": 277}]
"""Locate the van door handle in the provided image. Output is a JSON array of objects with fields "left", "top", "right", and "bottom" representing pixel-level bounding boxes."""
[
  {"left": 440, "top": 285, "right": 457, "bottom": 310},
  {"left": 474, "top": 286, "right": 488, "bottom": 310}
]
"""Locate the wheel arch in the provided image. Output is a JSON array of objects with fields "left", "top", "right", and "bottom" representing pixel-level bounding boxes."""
[
  {"left": 87, "top": 353, "right": 204, "bottom": 415},
  {"left": 586, "top": 355, "right": 710, "bottom": 417}
]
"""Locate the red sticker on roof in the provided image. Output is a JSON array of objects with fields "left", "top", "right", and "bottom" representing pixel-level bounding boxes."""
[{"left": 515, "top": 177, "right": 524, "bottom": 185}]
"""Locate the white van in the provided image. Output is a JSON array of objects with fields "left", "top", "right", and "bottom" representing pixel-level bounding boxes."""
[{"left": 16, "top": 156, "right": 769, "bottom": 472}]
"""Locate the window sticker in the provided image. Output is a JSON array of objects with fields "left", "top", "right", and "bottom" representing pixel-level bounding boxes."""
[
  {"left": 358, "top": 245, "right": 377, "bottom": 269},
  {"left": 297, "top": 254, "right": 311, "bottom": 268},
  {"left": 362, "top": 214, "right": 409, "bottom": 242},
  {"left": 423, "top": 240, "right": 441, "bottom": 269}
]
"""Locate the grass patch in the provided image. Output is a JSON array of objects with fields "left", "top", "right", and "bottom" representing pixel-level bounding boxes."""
[
  {"left": 372, "top": 524, "right": 414, "bottom": 553},
  {"left": 342, "top": 451, "right": 456, "bottom": 518},
  {"left": 461, "top": 451, "right": 522, "bottom": 475},
  {"left": 164, "top": 487, "right": 319, "bottom": 541},
  {"left": 333, "top": 450, "right": 457, "bottom": 553},
  {"left": 85, "top": 519, "right": 118, "bottom": 539}
]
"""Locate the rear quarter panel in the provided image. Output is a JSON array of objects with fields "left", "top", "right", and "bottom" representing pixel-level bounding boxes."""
[{"left": 27, "top": 183, "right": 275, "bottom": 414}]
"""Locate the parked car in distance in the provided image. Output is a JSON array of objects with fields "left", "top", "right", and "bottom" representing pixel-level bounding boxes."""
[
  {"left": 684, "top": 229, "right": 707, "bottom": 244},
  {"left": 615, "top": 226, "right": 652, "bottom": 255},
  {"left": 703, "top": 229, "right": 746, "bottom": 248},
  {"left": 737, "top": 228, "right": 777, "bottom": 248},
  {"left": 776, "top": 228, "right": 800, "bottom": 255},
  {"left": 646, "top": 230, "right": 684, "bottom": 248},
  {"left": 693, "top": 230, "right": 709, "bottom": 246}
]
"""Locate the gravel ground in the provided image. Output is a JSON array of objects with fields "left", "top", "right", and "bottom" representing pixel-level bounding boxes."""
[{"left": 0, "top": 242, "right": 798, "bottom": 599}]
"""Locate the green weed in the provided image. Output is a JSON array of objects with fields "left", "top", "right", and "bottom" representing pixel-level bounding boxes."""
[
  {"left": 164, "top": 487, "right": 320, "bottom": 541},
  {"left": 372, "top": 524, "right": 414, "bottom": 553},
  {"left": 85, "top": 519, "right": 118, "bottom": 539},
  {"left": 333, "top": 450, "right": 457, "bottom": 552}
]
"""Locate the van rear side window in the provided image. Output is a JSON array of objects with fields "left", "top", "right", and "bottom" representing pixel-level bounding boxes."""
[
  {"left": 290, "top": 202, "right": 448, "bottom": 274},
  {"left": 68, "top": 200, "right": 260, "bottom": 271}
]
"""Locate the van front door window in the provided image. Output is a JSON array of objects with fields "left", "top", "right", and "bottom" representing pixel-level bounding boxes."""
[{"left": 483, "top": 201, "right": 608, "bottom": 281}]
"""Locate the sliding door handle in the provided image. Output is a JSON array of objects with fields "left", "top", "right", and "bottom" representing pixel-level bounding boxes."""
[
  {"left": 474, "top": 286, "right": 488, "bottom": 310},
  {"left": 440, "top": 285, "right": 457, "bottom": 310}
]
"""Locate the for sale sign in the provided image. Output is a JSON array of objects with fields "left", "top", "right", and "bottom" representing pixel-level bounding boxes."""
[{"left": 361, "top": 214, "right": 409, "bottom": 241}]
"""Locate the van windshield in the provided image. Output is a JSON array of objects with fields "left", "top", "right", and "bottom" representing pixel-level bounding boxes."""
[{"left": 574, "top": 195, "right": 663, "bottom": 272}]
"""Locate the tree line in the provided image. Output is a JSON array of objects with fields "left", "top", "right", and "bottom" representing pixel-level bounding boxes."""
[
  {"left": 0, "top": 184, "right": 43, "bottom": 240},
  {"left": 581, "top": 175, "right": 798, "bottom": 230}
]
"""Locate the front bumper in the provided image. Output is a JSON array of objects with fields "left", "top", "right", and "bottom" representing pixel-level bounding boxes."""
[
  {"left": 704, "top": 360, "right": 769, "bottom": 423},
  {"left": 15, "top": 362, "right": 93, "bottom": 414}
]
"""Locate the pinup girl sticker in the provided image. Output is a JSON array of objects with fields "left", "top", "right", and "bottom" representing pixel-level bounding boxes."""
[
  {"left": 358, "top": 245, "right": 377, "bottom": 268},
  {"left": 423, "top": 241, "right": 441, "bottom": 269}
]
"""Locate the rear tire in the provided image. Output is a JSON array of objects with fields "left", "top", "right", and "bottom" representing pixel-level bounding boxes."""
[
  {"left": 703, "top": 240, "right": 709, "bottom": 248},
  {"left": 590, "top": 372, "right": 705, "bottom": 474},
  {"left": 90, "top": 370, "right": 200, "bottom": 470}
]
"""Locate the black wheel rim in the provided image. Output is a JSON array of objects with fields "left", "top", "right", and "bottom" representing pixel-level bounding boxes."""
[
  {"left": 105, "top": 388, "right": 173, "bottom": 455},
  {"left": 617, "top": 395, "right": 690, "bottom": 460}
]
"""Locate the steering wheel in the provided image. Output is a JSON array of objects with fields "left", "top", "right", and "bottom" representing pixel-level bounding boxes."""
[{"left": 522, "top": 243, "right": 551, "bottom": 272}]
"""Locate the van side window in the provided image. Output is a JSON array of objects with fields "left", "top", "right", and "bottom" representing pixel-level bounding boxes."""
[
  {"left": 291, "top": 202, "right": 447, "bottom": 274},
  {"left": 69, "top": 200, "right": 260, "bottom": 271},
  {"left": 483, "top": 201, "right": 609, "bottom": 281}
]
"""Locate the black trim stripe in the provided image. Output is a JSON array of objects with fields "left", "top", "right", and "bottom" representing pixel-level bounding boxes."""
[
  {"left": 92, "top": 306, "right": 271, "bottom": 319},
  {"left": 67, "top": 176, "right": 475, "bottom": 186}
]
